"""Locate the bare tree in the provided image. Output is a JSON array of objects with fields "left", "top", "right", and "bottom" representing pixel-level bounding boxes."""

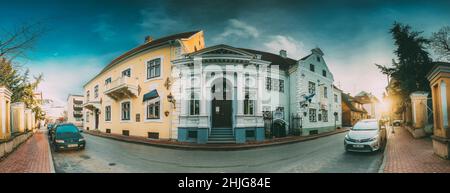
[
  {"left": 0, "top": 22, "right": 47, "bottom": 60},
  {"left": 430, "top": 26, "right": 450, "bottom": 61}
]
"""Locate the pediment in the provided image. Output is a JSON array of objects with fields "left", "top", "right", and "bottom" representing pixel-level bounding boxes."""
[{"left": 191, "top": 44, "right": 255, "bottom": 57}]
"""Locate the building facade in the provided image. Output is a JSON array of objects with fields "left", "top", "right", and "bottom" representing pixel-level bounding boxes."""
[
  {"left": 66, "top": 94, "right": 84, "bottom": 127},
  {"left": 83, "top": 31, "right": 342, "bottom": 144},
  {"left": 426, "top": 62, "right": 450, "bottom": 159},
  {"left": 355, "top": 91, "right": 380, "bottom": 119},
  {"left": 342, "top": 93, "right": 368, "bottom": 127},
  {"left": 82, "top": 31, "right": 205, "bottom": 140}
]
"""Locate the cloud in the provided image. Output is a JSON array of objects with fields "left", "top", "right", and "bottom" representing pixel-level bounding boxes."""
[
  {"left": 93, "top": 14, "right": 117, "bottom": 41},
  {"left": 214, "top": 19, "right": 260, "bottom": 42},
  {"left": 28, "top": 54, "right": 113, "bottom": 106},
  {"left": 263, "top": 35, "right": 308, "bottom": 58}
]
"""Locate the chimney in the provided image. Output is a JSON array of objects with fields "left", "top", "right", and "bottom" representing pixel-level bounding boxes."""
[
  {"left": 144, "top": 36, "right": 153, "bottom": 43},
  {"left": 279, "top": 49, "right": 287, "bottom": 58}
]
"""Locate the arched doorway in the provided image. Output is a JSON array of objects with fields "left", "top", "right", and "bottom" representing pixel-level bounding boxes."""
[{"left": 211, "top": 77, "right": 233, "bottom": 128}]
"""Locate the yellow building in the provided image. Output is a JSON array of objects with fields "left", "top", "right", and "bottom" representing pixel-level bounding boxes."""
[
  {"left": 0, "top": 86, "right": 12, "bottom": 140},
  {"left": 427, "top": 62, "right": 450, "bottom": 159},
  {"left": 83, "top": 31, "right": 205, "bottom": 140}
]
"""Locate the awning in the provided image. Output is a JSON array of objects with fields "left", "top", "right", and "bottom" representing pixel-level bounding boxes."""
[{"left": 143, "top": 89, "right": 159, "bottom": 102}]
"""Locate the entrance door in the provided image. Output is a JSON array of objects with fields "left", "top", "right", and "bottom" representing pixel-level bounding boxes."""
[
  {"left": 94, "top": 109, "right": 99, "bottom": 129},
  {"left": 212, "top": 99, "right": 232, "bottom": 128}
]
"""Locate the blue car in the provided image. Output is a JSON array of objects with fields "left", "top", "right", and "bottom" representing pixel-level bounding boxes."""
[{"left": 51, "top": 123, "right": 86, "bottom": 152}]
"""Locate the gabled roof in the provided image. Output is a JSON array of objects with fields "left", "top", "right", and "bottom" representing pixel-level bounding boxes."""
[
  {"left": 342, "top": 93, "right": 367, "bottom": 113},
  {"left": 238, "top": 48, "right": 297, "bottom": 71},
  {"left": 84, "top": 30, "right": 201, "bottom": 87}
]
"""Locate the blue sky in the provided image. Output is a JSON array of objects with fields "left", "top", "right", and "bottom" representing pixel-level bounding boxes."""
[{"left": 2, "top": 0, "right": 450, "bottom": 105}]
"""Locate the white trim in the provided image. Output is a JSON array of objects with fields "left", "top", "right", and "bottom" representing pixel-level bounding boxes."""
[
  {"left": 144, "top": 96, "right": 162, "bottom": 122},
  {"left": 120, "top": 99, "right": 132, "bottom": 123},
  {"left": 144, "top": 56, "right": 164, "bottom": 82}
]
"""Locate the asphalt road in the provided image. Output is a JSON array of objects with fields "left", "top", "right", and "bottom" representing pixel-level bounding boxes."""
[{"left": 51, "top": 131, "right": 384, "bottom": 173}]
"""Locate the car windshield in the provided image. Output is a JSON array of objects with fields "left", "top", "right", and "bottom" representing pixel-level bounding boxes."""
[
  {"left": 56, "top": 125, "right": 80, "bottom": 138},
  {"left": 352, "top": 121, "right": 378, "bottom": 131}
]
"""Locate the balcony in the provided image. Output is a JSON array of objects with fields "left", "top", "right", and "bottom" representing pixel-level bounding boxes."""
[
  {"left": 104, "top": 76, "right": 139, "bottom": 100},
  {"left": 73, "top": 104, "right": 83, "bottom": 111},
  {"left": 83, "top": 100, "right": 101, "bottom": 111},
  {"left": 73, "top": 111, "right": 83, "bottom": 118}
]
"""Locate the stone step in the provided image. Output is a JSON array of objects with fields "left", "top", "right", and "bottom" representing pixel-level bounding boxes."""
[{"left": 207, "top": 140, "right": 236, "bottom": 144}]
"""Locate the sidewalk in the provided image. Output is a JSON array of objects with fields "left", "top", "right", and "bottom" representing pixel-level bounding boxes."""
[
  {"left": 84, "top": 128, "right": 350, "bottom": 150},
  {"left": 382, "top": 126, "right": 450, "bottom": 173},
  {"left": 0, "top": 129, "right": 54, "bottom": 173}
]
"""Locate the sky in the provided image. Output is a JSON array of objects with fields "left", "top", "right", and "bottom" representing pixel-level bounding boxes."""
[{"left": 1, "top": 0, "right": 450, "bottom": 106}]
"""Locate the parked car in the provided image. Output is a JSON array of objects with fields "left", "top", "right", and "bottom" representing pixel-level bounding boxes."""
[
  {"left": 51, "top": 123, "right": 85, "bottom": 152},
  {"left": 48, "top": 124, "right": 58, "bottom": 140},
  {"left": 392, "top": 120, "right": 402, "bottom": 127},
  {"left": 344, "top": 119, "right": 387, "bottom": 152},
  {"left": 47, "top": 123, "right": 54, "bottom": 130}
]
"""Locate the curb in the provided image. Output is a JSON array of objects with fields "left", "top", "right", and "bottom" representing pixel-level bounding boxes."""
[
  {"left": 45, "top": 131, "right": 56, "bottom": 173},
  {"left": 84, "top": 128, "right": 350, "bottom": 151},
  {"left": 378, "top": 126, "right": 392, "bottom": 173}
]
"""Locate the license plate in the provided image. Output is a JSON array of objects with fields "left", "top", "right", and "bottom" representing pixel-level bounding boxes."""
[
  {"left": 353, "top": 144, "right": 364, "bottom": 148},
  {"left": 68, "top": 144, "right": 78, "bottom": 148}
]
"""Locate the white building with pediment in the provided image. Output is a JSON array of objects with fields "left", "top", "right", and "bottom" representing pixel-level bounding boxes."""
[{"left": 171, "top": 44, "right": 342, "bottom": 144}]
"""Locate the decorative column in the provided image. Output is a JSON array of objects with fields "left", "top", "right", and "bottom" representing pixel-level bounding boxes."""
[
  {"left": 11, "top": 102, "right": 25, "bottom": 133},
  {"left": 0, "top": 86, "right": 12, "bottom": 140},
  {"left": 427, "top": 62, "right": 450, "bottom": 159},
  {"left": 409, "top": 91, "right": 429, "bottom": 138}
]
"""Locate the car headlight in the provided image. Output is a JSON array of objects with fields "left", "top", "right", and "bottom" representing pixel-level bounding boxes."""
[
  {"left": 345, "top": 135, "right": 350, "bottom": 140},
  {"left": 369, "top": 135, "right": 379, "bottom": 142},
  {"left": 79, "top": 138, "right": 85, "bottom": 142},
  {"left": 55, "top": 139, "right": 65, "bottom": 143}
]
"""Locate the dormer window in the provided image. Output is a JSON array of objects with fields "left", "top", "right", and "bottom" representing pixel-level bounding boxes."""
[
  {"left": 317, "top": 56, "right": 320, "bottom": 62},
  {"left": 310, "top": 64, "right": 315, "bottom": 72}
]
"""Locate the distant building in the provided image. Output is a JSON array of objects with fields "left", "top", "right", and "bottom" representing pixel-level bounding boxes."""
[
  {"left": 66, "top": 94, "right": 84, "bottom": 127},
  {"left": 355, "top": 91, "right": 380, "bottom": 119},
  {"left": 341, "top": 93, "right": 368, "bottom": 127}
]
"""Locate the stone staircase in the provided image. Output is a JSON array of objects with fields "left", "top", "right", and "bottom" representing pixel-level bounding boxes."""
[{"left": 207, "top": 128, "right": 235, "bottom": 144}]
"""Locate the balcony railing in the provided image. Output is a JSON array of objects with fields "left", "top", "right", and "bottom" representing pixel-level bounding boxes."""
[
  {"left": 104, "top": 76, "right": 139, "bottom": 100},
  {"left": 73, "top": 111, "right": 83, "bottom": 118}
]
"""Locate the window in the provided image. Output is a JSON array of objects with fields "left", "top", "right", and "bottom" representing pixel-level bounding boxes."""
[
  {"left": 94, "top": 85, "right": 99, "bottom": 98},
  {"left": 105, "top": 106, "right": 111, "bottom": 121},
  {"left": 148, "top": 132, "right": 159, "bottom": 139},
  {"left": 121, "top": 102, "right": 131, "bottom": 121},
  {"left": 322, "top": 70, "right": 327, "bottom": 77},
  {"left": 322, "top": 110, "right": 328, "bottom": 122},
  {"left": 245, "top": 73, "right": 250, "bottom": 88},
  {"left": 309, "top": 109, "right": 317, "bottom": 122},
  {"left": 308, "top": 81, "right": 316, "bottom": 95},
  {"left": 266, "top": 77, "right": 272, "bottom": 90},
  {"left": 273, "top": 79, "right": 279, "bottom": 91},
  {"left": 244, "top": 92, "right": 255, "bottom": 115},
  {"left": 122, "top": 68, "right": 131, "bottom": 77},
  {"left": 324, "top": 87, "right": 328, "bottom": 98},
  {"left": 279, "top": 79, "right": 284, "bottom": 93},
  {"left": 317, "top": 56, "right": 321, "bottom": 62},
  {"left": 334, "top": 94, "right": 338, "bottom": 103},
  {"left": 147, "top": 58, "right": 161, "bottom": 79},
  {"left": 86, "top": 91, "right": 90, "bottom": 101},
  {"left": 105, "top": 77, "right": 112, "bottom": 85},
  {"left": 146, "top": 100, "right": 160, "bottom": 119},
  {"left": 310, "top": 64, "right": 315, "bottom": 72},
  {"left": 86, "top": 113, "right": 89, "bottom": 123},
  {"left": 189, "top": 93, "right": 200, "bottom": 115}
]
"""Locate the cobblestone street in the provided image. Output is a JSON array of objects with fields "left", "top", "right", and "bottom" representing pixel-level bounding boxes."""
[
  {"left": 0, "top": 129, "right": 54, "bottom": 173},
  {"left": 383, "top": 126, "right": 450, "bottom": 173},
  {"left": 52, "top": 131, "right": 384, "bottom": 173}
]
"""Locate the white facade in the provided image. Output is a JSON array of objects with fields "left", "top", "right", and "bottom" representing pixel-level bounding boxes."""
[
  {"left": 289, "top": 48, "right": 342, "bottom": 135},
  {"left": 172, "top": 45, "right": 342, "bottom": 143},
  {"left": 66, "top": 94, "right": 84, "bottom": 127}
]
